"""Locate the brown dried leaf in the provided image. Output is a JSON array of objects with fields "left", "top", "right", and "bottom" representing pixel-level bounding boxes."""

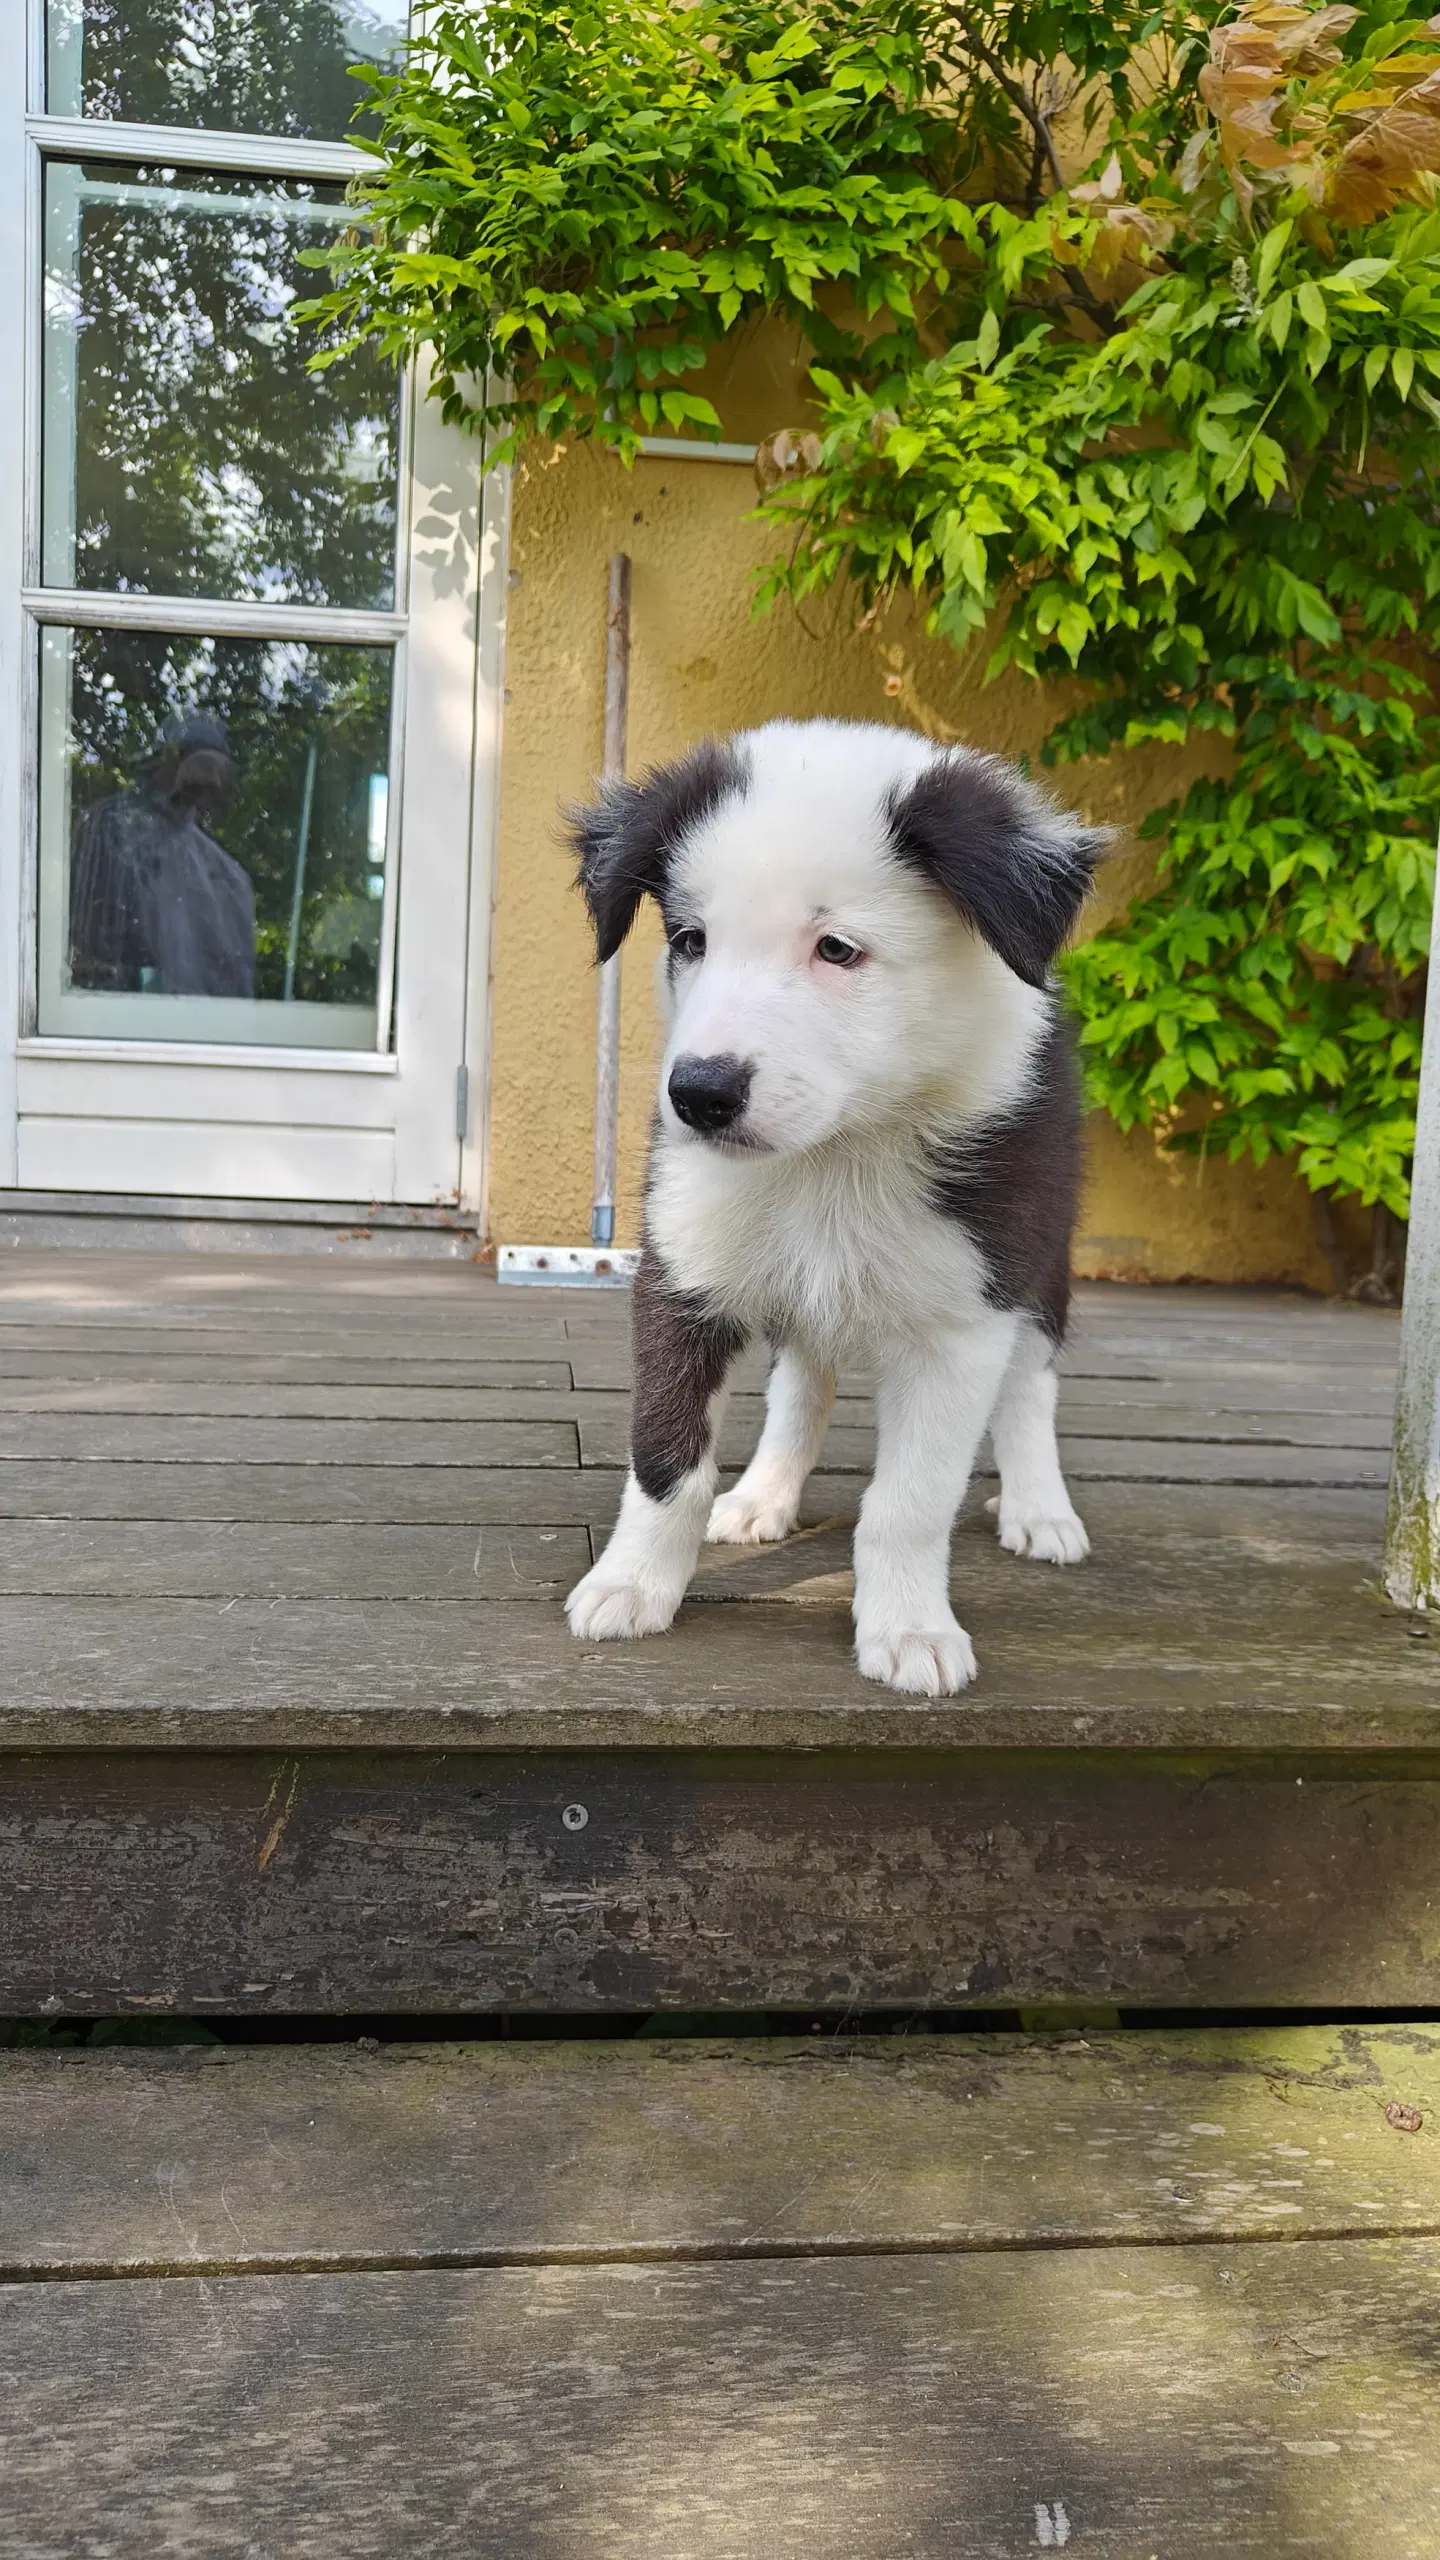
[
  {"left": 1201, "top": 62, "right": 1283, "bottom": 109},
  {"left": 1326, "top": 103, "right": 1440, "bottom": 219},
  {"left": 1178, "top": 127, "right": 1211, "bottom": 192},
  {"left": 754, "top": 427, "right": 823, "bottom": 492},
  {"left": 1073, "top": 203, "right": 1176, "bottom": 271}
]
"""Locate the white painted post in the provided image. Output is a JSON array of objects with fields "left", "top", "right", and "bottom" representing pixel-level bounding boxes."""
[
  {"left": 1385, "top": 844, "right": 1440, "bottom": 1609},
  {"left": 590, "top": 552, "right": 631, "bottom": 1248}
]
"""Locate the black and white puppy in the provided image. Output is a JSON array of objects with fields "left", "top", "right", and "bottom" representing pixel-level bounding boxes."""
[{"left": 564, "top": 719, "right": 1106, "bottom": 1697}]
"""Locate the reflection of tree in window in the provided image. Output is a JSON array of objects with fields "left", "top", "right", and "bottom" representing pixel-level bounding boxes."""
[
  {"left": 48, "top": 0, "right": 406, "bottom": 140},
  {"left": 57, "top": 167, "right": 397, "bottom": 607},
  {"left": 64, "top": 629, "right": 392, "bottom": 1006}
]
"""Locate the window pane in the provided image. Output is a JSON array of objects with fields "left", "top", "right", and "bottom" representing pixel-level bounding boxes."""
[
  {"left": 43, "top": 164, "right": 398, "bottom": 610},
  {"left": 38, "top": 626, "right": 395, "bottom": 1049},
  {"left": 46, "top": 0, "right": 406, "bottom": 140}
]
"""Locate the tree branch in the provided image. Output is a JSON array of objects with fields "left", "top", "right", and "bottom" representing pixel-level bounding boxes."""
[
  {"left": 950, "top": 4, "right": 1066, "bottom": 193},
  {"left": 946, "top": 5, "right": 1119, "bottom": 334}
]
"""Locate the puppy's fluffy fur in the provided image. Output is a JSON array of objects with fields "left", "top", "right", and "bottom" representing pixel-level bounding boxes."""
[{"left": 565, "top": 719, "right": 1106, "bottom": 1696}]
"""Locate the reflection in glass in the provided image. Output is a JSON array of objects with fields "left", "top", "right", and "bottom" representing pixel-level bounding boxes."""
[
  {"left": 39, "top": 626, "right": 395, "bottom": 1047},
  {"left": 70, "top": 710, "right": 257, "bottom": 996},
  {"left": 46, "top": 0, "right": 407, "bottom": 140},
  {"left": 43, "top": 164, "right": 399, "bottom": 608}
]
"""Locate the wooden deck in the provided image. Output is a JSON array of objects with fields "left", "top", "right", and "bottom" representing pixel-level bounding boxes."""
[
  {"left": 4, "top": 1247, "right": 1440, "bottom": 2550},
  {"left": 0, "top": 1246, "right": 1433, "bottom": 2013},
  {"left": 5, "top": 2024, "right": 1440, "bottom": 2551}
]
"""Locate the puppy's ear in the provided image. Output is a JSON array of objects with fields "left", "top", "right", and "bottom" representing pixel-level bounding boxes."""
[
  {"left": 568, "top": 737, "right": 749, "bottom": 965},
  {"left": 886, "top": 752, "right": 1109, "bottom": 989}
]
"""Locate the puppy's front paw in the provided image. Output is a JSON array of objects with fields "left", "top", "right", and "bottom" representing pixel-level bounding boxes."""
[
  {"left": 565, "top": 1568, "right": 682, "bottom": 1642},
  {"left": 989, "top": 1497, "right": 1090, "bottom": 1566},
  {"left": 855, "top": 1622, "right": 977, "bottom": 1697},
  {"left": 707, "top": 1483, "right": 798, "bottom": 1546}
]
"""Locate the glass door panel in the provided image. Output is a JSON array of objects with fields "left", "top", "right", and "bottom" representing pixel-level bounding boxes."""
[
  {"left": 37, "top": 625, "right": 396, "bottom": 1047},
  {"left": 41, "top": 162, "right": 399, "bottom": 607}
]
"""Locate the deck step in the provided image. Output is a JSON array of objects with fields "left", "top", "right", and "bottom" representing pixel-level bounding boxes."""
[
  {"left": 3, "top": 2028, "right": 1438, "bottom": 2554},
  {"left": 0, "top": 1249, "right": 1424, "bottom": 2017}
]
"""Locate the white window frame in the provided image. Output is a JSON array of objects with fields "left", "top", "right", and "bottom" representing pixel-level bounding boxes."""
[{"left": 0, "top": 2, "right": 509, "bottom": 1214}]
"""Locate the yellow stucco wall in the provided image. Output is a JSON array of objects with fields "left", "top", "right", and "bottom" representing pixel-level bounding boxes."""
[{"left": 486, "top": 331, "right": 1335, "bottom": 1288}]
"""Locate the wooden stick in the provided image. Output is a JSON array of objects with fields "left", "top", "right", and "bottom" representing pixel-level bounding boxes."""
[
  {"left": 1385, "top": 843, "right": 1440, "bottom": 1607},
  {"left": 590, "top": 554, "right": 631, "bottom": 1247}
]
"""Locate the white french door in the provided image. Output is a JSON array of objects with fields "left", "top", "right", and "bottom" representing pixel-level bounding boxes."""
[{"left": 0, "top": 0, "right": 505, "bottom": 1211}]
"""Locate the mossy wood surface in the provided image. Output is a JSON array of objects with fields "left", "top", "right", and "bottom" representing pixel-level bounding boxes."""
[{"left": 3, "top": 2027, "right": 1436, "bottom": 2279}]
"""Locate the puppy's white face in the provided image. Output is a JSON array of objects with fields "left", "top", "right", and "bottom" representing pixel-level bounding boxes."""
[
  {"left": 573, "top": 719, "right": 1105, "bottom": 1161},
  {"left": 660, "top": 772, "right": 1007, "bottom": 1155}
]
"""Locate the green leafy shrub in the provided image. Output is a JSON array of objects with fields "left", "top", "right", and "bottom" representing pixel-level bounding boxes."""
[
  {"left": 305, "top": 0, "right": 1440, "bottom": 1254},
  {"left": 300, "top": 0, "right": 965, "bottom": 449}
]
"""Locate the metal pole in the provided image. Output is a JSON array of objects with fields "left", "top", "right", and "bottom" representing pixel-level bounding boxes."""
[
  {"left": 1385, "top": 839, "right": 1440, "bottom": 1609},
  {"left": 590, "top": 553, "right": 631, "bottom": 1247}
]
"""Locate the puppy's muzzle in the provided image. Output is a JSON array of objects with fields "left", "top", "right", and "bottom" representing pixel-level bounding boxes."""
[{"left": 667, "top": 1051, "right": 754, "bottom": 1138}]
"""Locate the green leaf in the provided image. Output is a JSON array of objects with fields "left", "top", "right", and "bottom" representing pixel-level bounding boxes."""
[{"left": 1255, "top": 220, "right": 1291, "bottom": 299}]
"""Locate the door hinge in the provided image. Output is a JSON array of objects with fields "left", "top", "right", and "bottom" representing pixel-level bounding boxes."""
[{"left": 455, "top": 1064, "right": 470, "bottom": 1142}]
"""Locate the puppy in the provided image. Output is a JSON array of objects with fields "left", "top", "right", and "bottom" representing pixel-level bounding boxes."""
[{"left": 564, "top": 719, "right": 1105, "bottom": 1696}]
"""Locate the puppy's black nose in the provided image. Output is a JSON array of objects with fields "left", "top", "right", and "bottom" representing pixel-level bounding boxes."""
[{"left": 667, "top": 1051, "right": 753, "bottom": 1136}]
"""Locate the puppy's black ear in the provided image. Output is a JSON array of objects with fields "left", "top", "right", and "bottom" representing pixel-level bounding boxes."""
[
  {"left": 568, "top": 737, "right": 749, "bottom": 965},
  {"left": 886, "top": 752, "right": 1109, "bottom": 989}
]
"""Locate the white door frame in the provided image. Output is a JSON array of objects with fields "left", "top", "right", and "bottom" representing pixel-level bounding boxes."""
[{"left": 0, "top": 3, "right": 507, "bottom": 1216}]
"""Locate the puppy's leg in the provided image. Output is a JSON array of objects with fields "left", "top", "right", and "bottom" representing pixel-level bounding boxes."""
[
  {"left": 854, "top": 1313, "right": 1018, "bottom": 1697},
  {"left": 567, "top": 1251, "right": 744, "bottom": 1643},
  {"left": 707, "top": 1345, "right": 835, "bottom": 1545},
  {"left": 987, "top": 1319, "right": 1089, "bottom": 1565}
]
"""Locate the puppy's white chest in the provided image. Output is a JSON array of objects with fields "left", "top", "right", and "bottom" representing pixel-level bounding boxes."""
[{"left": 648, "top": 1135, "right": 989, "bottom": 1359}]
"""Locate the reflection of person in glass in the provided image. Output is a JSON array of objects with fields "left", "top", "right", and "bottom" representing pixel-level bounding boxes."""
[{"left": 68, "top": 711, "right": 256, "bottom": 997}]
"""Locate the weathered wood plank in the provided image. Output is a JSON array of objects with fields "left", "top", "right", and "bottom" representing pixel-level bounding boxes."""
[
  {"left": 0, "top": 1461, "right": 621, "bottom": 1523},
  {"left": 0, "top": 1355, "right": 576, "bottom": 1391},
  {"left": 0, "top": 1373, "right": 1398, "bottom": 1426},
  {"left": 574, "top": 1408, "right": 1387, "bottom": 1482},
  {"left": 0, "top": 1416, "right": 580, "bottom": 1467},
  {"left": 3, "top": 2238, "right": 1439, "bottom": 2554},
  {"left": 0, "top": 1324, "right": 577, "bottom": 1364},
  {"left": 2, "top": 2027, "right": 1436, "bottom": 2277},
  {"left": 0, "top": 1513, "right": 1434, "bottom": 1742},
  {"left": 0, "top": 1521, "right": 592, "bottom": 1599},
  {"left": 570, "top": 1341, "right": 1399, "bottom": 1393},
  {"left": 1058, "top": 1371, "right": 1395, "bottom": 1416},
  {"left": 5, "top": 1744, "right": 1440, "bottom": 2009},
  {"left": 0, "top": 1381, "right": 599, "bottom": 1419},
  {"left": 571, "top": 1400, "right": 1392, "bottom": 1469},
  {"left": 0, "top": 1248, "right": 507, "bottom": 1302},
  {"left": 0, "top": 1481, "right": 1379, "bottom": 1602},
  {"left": 683, "top": 1482, "right": 1395, "bottom": 1622},
  {"left": 1048, "top": 1437, "right": 1388, "bottom": 1483}
]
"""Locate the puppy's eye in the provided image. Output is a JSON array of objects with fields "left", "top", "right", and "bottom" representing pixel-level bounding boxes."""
[
  {"left": 815, "top": 933, "right": 864, "bottom": 968},
  {"left": 670, "top": 927, "right": 706, "bottom": 963}
]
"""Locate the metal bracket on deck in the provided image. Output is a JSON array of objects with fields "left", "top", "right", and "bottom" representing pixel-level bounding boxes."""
[{"left": 497, "top": 1244, "right": 638, "bottom": 1287}]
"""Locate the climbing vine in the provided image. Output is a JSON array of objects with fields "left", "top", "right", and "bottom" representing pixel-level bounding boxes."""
[{"left": 304, "top": 0, "right": 1440, "bottom": 1262}]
